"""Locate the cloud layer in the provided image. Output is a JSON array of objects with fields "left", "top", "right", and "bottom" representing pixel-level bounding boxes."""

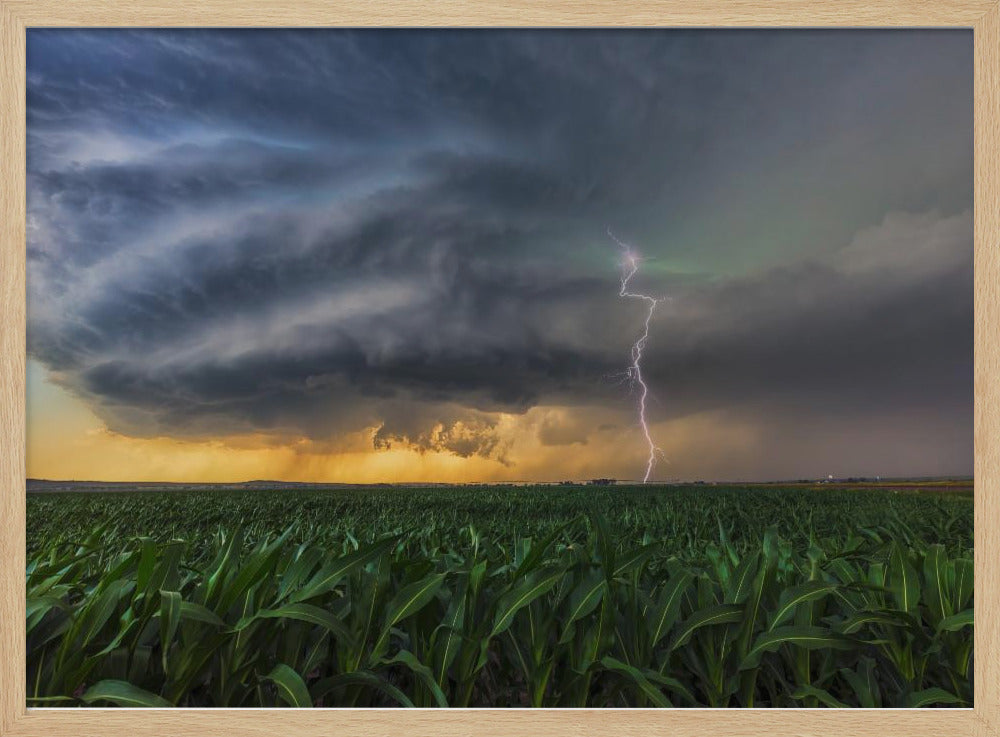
[{"left": 26, "top": 30, "right": 973, "bottom": 479}]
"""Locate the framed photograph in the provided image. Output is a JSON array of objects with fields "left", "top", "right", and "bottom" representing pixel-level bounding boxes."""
[{"left": 1, "top": 1, "right": 997, "bottom": 736}]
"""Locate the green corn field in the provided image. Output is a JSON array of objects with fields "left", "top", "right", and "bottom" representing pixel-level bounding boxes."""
[{"left": 26, "top": 484, "right": 973, "bottom": 708}]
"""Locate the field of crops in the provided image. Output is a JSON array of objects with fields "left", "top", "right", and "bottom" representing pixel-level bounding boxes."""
[{"left": 26, "top": 484, "right": 974, "bottom": 708}]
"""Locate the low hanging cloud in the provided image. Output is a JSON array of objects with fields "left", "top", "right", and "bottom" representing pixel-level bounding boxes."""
[
  {"left": 25, "top": 30, "right": 973, "bottom": 475},
  {"left": 373, "top": 414, "right": 513, "bottom": 464}
]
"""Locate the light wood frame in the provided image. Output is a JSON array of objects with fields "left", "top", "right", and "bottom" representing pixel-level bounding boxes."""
[{"left": 1, "top": 2, "right": 997, "bottom": 735}]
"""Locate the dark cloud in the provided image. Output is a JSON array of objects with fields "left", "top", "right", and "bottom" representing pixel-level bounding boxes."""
[
  {"left": 25, "top": 30, "right": 973, "bottom": 475},
  {"left": 640, "top": 210, "right": 973, "bottom": 420}
]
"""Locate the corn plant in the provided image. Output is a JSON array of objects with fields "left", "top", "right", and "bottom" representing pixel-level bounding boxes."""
[{"left": 26, "top": 491, "right": 973, "bottom": 708}]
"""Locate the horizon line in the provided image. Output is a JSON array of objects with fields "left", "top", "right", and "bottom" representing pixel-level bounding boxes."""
[{"left": 26, "top": 475, "right": 974, "bottom": 487}]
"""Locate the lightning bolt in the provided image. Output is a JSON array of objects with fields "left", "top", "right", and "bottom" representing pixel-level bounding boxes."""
[{"left": 609, "top": 229, "right": 664, "bottom": 483}]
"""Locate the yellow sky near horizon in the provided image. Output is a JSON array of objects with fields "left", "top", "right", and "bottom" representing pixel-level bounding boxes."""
[
  {"left": 28, "top": 356, "right": 970, "bottom": 484},
  {"left": 27, "top": 360, "right": 772, "bottom": 484}
]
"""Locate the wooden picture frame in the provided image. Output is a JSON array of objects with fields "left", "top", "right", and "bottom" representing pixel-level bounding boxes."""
[{"left": 1, "top": 2, "right": 997, "bottom": 735}]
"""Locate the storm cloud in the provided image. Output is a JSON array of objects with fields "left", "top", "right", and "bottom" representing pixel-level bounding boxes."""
[{"left": 26, "top": 29, "right": 973, "bottom": 478}]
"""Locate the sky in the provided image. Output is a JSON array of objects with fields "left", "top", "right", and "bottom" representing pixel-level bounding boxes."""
[{"left": 25, "top": 29, "right": 973, "bottom": 483}]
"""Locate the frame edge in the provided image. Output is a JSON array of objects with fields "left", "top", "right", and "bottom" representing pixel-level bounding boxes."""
[
  {"left": 973, "top": 1, "right": 1000, "bottom": 733},
  {"left": 0, "top": 0, "right": 27, "bottom": 734}
]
